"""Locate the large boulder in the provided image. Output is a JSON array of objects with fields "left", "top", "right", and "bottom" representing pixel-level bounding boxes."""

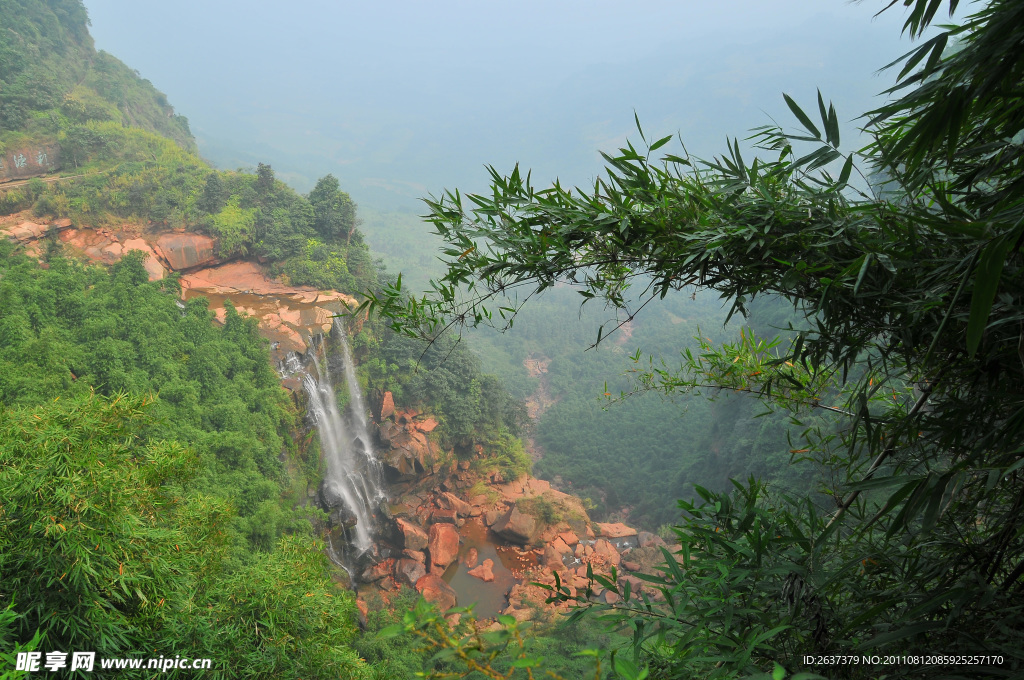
[
  {"left": 638, "top": 531, "right": 667, "bottom": 549},
  {"left": 395, "top": 518, "right": 429, "bottom": 551},
  {"left": 415, "top": 573, "right": 457, "bottom": 611},
  {"left": 595, "top": 522, "right": 637, "bottom": 539},
  {"left": 593, "top": 538, "right": 621, "bottom": 567},
  {"left": 492, "top": 506, "right": 537, "bottom": 545},
  {"left": 552, "top": 537, "right": 572, "bottom": 555},
  {"left": 379, "top": 428, "right": 435, "bottom": 481},
  {"left": 123, "top": 238, "right": 165, "bottom": 280},
  {"left": 428, "top": 523, "right": 460, "bottom": 570},
  {"left": 395, "top": 558, "right": 427, "bottom": 588},
  {"left": 430, "top": 508, "right": 459, "bottom": 525},
  {"left": 379, "top": 391, "right": 395, "bottom": 420},
  {"left": 361, "top": 560, "right": 392, "bottom": 583},
  {"left": 438, "top": 492, "right": 472, "bottom": 517},
  {"left": 542, "top": 545, "right": 566, "bottom": 571},
  {"left": 154, "top": 233, "right": 218, "bottom": 271}
]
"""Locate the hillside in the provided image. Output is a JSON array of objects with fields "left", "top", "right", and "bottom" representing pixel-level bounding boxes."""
[{"left": 0, "top": 0, "right": 194, "bottom": 166}]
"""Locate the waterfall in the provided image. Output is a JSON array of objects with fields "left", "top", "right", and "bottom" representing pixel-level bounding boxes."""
[{"left": 301, "top": 321, "right": 385, "bottom": 556}]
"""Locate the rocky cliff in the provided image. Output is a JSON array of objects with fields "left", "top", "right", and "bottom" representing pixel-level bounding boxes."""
[{"left": 0, "top": 212, "right": 356, "bottom": 361}]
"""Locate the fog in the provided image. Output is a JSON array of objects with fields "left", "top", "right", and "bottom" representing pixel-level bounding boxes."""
[{"left": 83, "top": 0, "right": 919, "bottom": 208}]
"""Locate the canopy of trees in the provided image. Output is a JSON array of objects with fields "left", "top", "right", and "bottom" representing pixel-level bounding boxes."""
[{"left": 367, "top": 0, "right": 1024, "bottom": 676}]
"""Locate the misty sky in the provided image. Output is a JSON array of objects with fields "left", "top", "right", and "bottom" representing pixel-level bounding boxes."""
[{"left": 83, "top": 0, "right": 930, "bottom": 208}]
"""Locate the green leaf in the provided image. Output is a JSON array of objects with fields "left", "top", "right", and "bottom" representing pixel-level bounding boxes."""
[
  {"left": 783, "top": 94, "right": 821, "bottom": 138},
  {"left": 838, "top": 155, "right": 853, "bottom": 186},
  {"left": 649, "top": 134, "right": 673, "bottom": 152},
  {"left": 966, "top": 235, "right": 1011, "bottom": 358}
]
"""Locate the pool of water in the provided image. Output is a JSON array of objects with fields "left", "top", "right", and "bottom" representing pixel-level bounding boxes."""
[{"left": 442, "top": 519, "right": 537, "bottom": 619}]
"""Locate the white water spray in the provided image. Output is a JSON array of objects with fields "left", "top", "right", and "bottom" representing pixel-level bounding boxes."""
[{"left": 302, "top": 322, "right": 385, "bottom": 555}]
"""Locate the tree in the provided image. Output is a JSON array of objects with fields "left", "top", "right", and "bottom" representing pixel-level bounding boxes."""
[
  {"left": 197, "top": 171, "right": 228, "bottom": 214},
  {"left": 255, "top": 162, "right": 275, "bottom": 197},
  {"left": 365, "top": 0, "right": 1024, "bottom": 676},
  {"left": 308, "top": 173, "right": 357, "bottom": 243}
]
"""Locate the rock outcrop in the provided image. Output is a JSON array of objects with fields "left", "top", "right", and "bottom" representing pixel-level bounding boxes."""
[{"left": 154, "top": 233, "right": 218, "bottom": 270}]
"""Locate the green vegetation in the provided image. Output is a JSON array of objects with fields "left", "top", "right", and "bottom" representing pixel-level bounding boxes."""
[
  {"left": 0, "top": 0, "right": 192, "bottom": 151},
  {"left": 366, "top": 0, "right": 1024, "bottom": 676},
  {"left": 0, "top": 242, "right": 373, "bottom": 676},
  {"left": 0, "top": 245, "right": 304, "bottom": 558},
  {"left": 368, "top": 594, "right": 617, "bottom": 680},
  {"left": 357, "top": 325, "right": 527, "bottom": 451}
]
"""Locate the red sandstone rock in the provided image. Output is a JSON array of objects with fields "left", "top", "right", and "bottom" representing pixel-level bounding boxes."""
[
  {"left": 396, "top": 518, "right": 429, "bottom": 551},
  {"left": 585, "top": 525, "right": 596, "bottom": 539},
  {"left": 552, "top": 537, "right": 572, "bottom": 555},
  {"left": 605, "top": 591, "right": 620, "bottom": 604},
  {"left": 593, "top": 538, "right": 621, "bottom": 567},
  {"left": 542, "top": 545, "right": 565, "bottom": 571},
  {"left": 595, "top": 522, "right": 637, "bottom": 539},
  {"left": 395, "top": 558, "right": 427, "bottom": 588},
  {"left": 381, "top": 427, "right": 435, "bottom": 481},
  {"left": 558, "top": 531, "right": 579, "bottom": 546},
  {"left": 439, "top": 492, "right": 472, "bottom": 517},
  {"left": 416, "top": 416, "right": 439, "bottom": 433},
  {"left": 464, "top": 548, "right": 478, "bottom": 569},
  {"left": 484, "top": 509, "right": 501, "bottom": 526},
  {"left": 431, "top": 508, "right": 459, "bottom": 525},
  {"left": 361, "top": 560, "right": 393, "bottom": 582},
  {"left": 380, "top": 391, "right": 395, "bottom": 420},
  {"left": 356, "top": 598, "right": 368, "bottom": 618},
  {"left": 622, "top": 574, "right": 645, "bottom": 596},
  {"left": 154, "top": 233, "right": 217, "bottom": 271},
  {"left": 415, "top": 573, "right": 457, "bottom": 611},
  {"left": 467, "top": 558, "right": 495, "bottom": 582},
  {"left": 428, "top": 523, "right": 460, "bottom": 569},
  {"left": 403, "top": 549, "right": 426, "bottom": 563},
  {"left": 502, "top": 606, "right": 533, "bottom": 623},
  {"left": 638, "top": 531, "right": 667, "bottom": 549},
  {"left": 622, "top": 561, "right": 641, "bottom": 572},
  {"left": 492, "top": 506, "right": 537, "bottom": 545},
  {"left": 123, "top": 238, "right": 165, "bottom": 280}
]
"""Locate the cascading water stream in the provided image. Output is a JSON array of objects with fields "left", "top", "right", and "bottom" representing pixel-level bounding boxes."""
[{"left": 300, "top": 323, "right": 385, "bottom": 557}]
